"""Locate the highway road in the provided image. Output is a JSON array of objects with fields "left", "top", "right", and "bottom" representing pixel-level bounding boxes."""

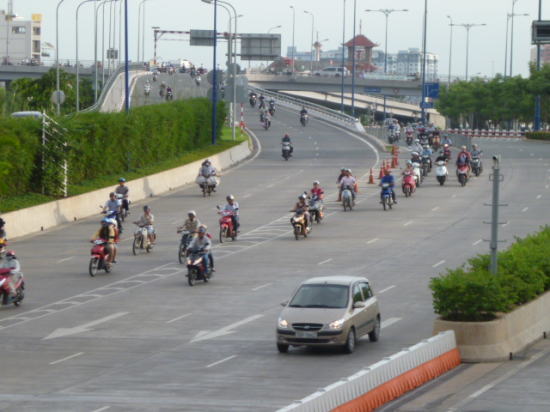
[{"left": 1, "top": 101, "right": 549, "bottom": 411}]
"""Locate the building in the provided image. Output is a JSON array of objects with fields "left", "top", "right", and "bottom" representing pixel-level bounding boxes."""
[
  {"left": 344, "top": 34, "right": 378, "bottom": 72},
  {"left": 0, "top": 11, "right": 42, "bottom": 64},
  {"left": 530, "top": 45, "right": 550, "bottom": 65},
  {"left": 372, "top": 47, "right": 438, "bottom": 80}
]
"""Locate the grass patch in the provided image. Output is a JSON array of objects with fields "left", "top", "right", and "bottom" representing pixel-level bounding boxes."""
[{"left": 1, "top": 127, "right": 247, "bottom": 213}]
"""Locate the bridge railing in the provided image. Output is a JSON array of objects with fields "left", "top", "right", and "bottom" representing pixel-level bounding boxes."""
[{"left": 249, "top": 85, "right": 365, "bottom": 134}]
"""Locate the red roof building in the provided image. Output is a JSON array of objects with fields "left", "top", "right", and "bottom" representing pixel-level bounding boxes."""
[{"left": 344, "top": 35, "right": 378, "bottom": 72}]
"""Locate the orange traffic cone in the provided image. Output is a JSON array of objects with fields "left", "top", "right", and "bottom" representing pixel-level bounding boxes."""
[
  {"left": 392, "top": 156, "right": 399, "bottom": 168},
  {"left": 368, "top": 168, "right": 375, "bottom": 184},
  {"left": 378, "top": 166, "right": 384, "bottom": 179}
]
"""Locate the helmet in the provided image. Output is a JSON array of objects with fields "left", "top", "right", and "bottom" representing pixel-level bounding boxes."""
[
  {"left": 109, "top": 192, "right": 115, "bottom": 197},
  {"left": 384, "top": 169, "right": 391, "bottom": 175},
  {"left": 118, "top": 177, "right": 126, "bottom": 183},
  {"left": 346, "top": 168, "right": 352, "bottom": 173},
  {"left": 226, "top": 194, "right": 235, "bottom": 201},
  {"left": 444, "top": 144, "right": 449, "bottom": 148},
  {"left": 188, "top": 210, "right": 196, "bottom": 217},
  {"left": 407, "top": 160, "right": 413, "bottom": 166},
  {"left": 198, "top": 225, "right": 207, "bottom": 233},
  {"left": 423, "top": 145, "right": 429, "bottom": 149},
  {"left": 341, "top": 167, "right": 346, "bottom": 171},
  {"left": 473, "top": 144, "right": 478, "bottom": 149},
  {"left": 284, "top": 133, "right": 289, "bottom": 138},
  {"left": 414, "top": 139, "right": 420, "bottom": 143},
  {"left": 143, "top": 205, "right": 151, "bottom": 212},
  {"left": 299, "top": 194, "right": 307, "bottom": 200},
  {"left": 461, "top": 145, "right": 467, "bottom": 150},
  {"left": 313, "top": 180, "right": 320, "bottom": 185},
  {"left": 412, "top": 151, "right": 419, "bottom": 156},
  {"left": 6, "top": 250, "right": 15, "bottom": 258}
]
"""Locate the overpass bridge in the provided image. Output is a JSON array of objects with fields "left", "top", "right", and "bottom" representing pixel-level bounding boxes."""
[{"left": 0, "top": 64, "right": 95, "bottom": 83}]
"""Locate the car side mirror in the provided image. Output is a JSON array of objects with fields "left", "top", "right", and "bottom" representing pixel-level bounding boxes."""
[
  {"left": 353, "top": 301, "right": 366, "bottom": 309},
  {"left": 280, "top": 300, "right": 288, "bottom": 307}
]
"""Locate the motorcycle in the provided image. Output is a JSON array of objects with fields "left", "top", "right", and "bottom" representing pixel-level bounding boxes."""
[
  {"left": 406, "top": 132, "right": 414, "bottom": 146},
  {"left": 263, "top": 117, "right": 271, "bottom": 130},
  {"left": 381, "top": 183, "right": 394, "bottom": 211},
  {"left": 166, "top": 90, "right": 174, "bottom": 101},
  {"left": 342, "top": 185, "right": 354, "bottom": 211},
  {"left": 282, "top": 142, "right": 292, "bottom": 160},
  {"left": 249, "top": 95, "right": 257, "bottom": 107},
  {"left": 159, "top": 88, "right": 165, "bottom": 98},
  {"left": 195, "top": 76, "right": 202, "bottom": 87},
  {"left": 412, "top": 162, "right": 422, "bottom": 187},
  {"left": 132, "top": 224, "right": 153, "bottom": 255},
  {"left": 421, "top": 155, "right": 432, "bottom": 177},
  {"left": 402, "top": 172, "right": 416, "bottom": 197},
  {"left": 291, "top": 209, "right": 310, "bottom": 240},
  {"left": 197, "top": 175, "right": 217, "bottom": 197},
  {"left": 435, "top": 160, "right": 448, "bottom": 186},
  {"left": 144, "top": 85, "right": 151, "bottom": 96},
  {"left": 300, "top": 113, "right": 308, "bottom": 127},
  {"left": 268, "top": 101, "right": 276, "bottom": 116},
  {"left": 0, "top": 268, "right": 24, "bottom": 306},
  {"left": 152, "top": 72, "right": 158, "bottom": 82},
  {"left": 89, "top": 239, "right": 113, "bottom": 277},
  {"left": 457, "top": 164, "right": 469, "bottom": 187},
  {"left": 309, "top": 196, "right": 324, "bottom": 224},
  {"left": 217, "top": 207, "right": 237, "bottom": 243},
  {"left": 116, "top": 194, "right": 129, "bottom": 222},
  {"left": 186, "top": 250, "right": 211, "bottom": 286},
  {"left": 177, "top": 230, "right": 193, "bottom": 264},
  {"left": 471, "top": 157, "right": 482, "bottom": 176}
]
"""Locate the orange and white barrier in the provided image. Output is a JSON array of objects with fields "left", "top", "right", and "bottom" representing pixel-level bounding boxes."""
[{"left": 277, "top": 331, "right": 460, "bottom": 412}]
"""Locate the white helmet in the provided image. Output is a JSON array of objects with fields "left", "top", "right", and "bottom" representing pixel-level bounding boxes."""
[
  {"left": 313, "top": 180, "right": 320, "bottom": 185},
  {"left": 188, "top": 210, "right": 196, "bottom": 217}
]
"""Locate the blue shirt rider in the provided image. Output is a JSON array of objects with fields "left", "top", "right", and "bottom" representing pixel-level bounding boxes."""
[{"left": 379, "top": 169, "right": 397, "bottom": 204}]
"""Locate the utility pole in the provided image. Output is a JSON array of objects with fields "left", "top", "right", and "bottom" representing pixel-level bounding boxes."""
[{"left": 488, "top": 155, "right": 505, "bottom": 274}]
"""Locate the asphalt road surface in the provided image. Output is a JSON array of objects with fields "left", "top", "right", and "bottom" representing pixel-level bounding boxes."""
[{"left": 1, "top": 103, "right": 549, "bottom": 411}]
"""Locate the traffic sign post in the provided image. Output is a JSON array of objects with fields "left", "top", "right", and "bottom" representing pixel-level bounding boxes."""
[
  {"left": 364, "top": 87, "right": 381, "bottom": 94},
  {"left": 423, "top": 82, "right": 440, "bottom": 99}
]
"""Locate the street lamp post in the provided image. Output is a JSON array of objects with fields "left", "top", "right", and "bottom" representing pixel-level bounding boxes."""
[
  {"left": 55, "top": 0, "right": 67, "bottom": 115},
  {"left": 420, "top": 0, "right": 428, "bottom": 124},
  {"left": 447, "top": 15, "right": 454, "bottom": 85},
  {"left": 290, "top": 6, "right": 295, "bottom": 73},
  {"left": 340, "top": 0, "right": 346, "bottom": 113},
  {"left": 304, "top": 10, "right": 314, "bottom": 72},
  {"left": 351, "top": 0, "right": 356, "bottom": 117},
  {"left": 76, "top": 0, "right": 98, "bottom": 112},
  {"left": 455, "top": 23, "right": 486, "bottom": 81},
  {"left": 504, "top": 13, "right": 510, "bottom": 76},
  {"left": 364, "top": 8, "right": 408, "bottom": 74},
  {"left": 268, "top": 25, "right": 281, "bottom": 33},
  {"left": 534, "top": 0, "right": 542, "bottom": 131},
  {"left": 509, "top": 0, "right": 518, "bottom": 77}
]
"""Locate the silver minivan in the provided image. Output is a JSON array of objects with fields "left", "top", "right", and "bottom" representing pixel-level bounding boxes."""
[{"left": 313, "top": 67, "right": 349, "bottom": 77}]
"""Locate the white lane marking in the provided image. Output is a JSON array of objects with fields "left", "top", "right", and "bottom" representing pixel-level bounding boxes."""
[
  {"left": 381, "top": 317, "right": 401, "bottom": 329},
  {"left": 378, "top": 285, "right": 395, "bottom": 294},
  {"left": 266, "top": 183, "right": 275, "bottom": 188},
  {"left": 536, "top": 194, "right": 542, "bottom": 200},
  {"left": 367, "top": 238, "right": 379, "bottom": 245},
  {"left": 403, "top": 220, "right": 413, "bottom": 226},
  {"left": 190, "top": 314, "right": 264, "bottom": 343},
  {"left": 49, "top": 352, "right": 84, "bottom": 365},
  {"left": 206, "top": 355, "right": 237, "bottom": 369},
  {"left": 91, "top": 407, "right": 111, "bottom": 412},
  {"left": 252, "top": 282, "right": 272, "bottom": 291},
  {"left": 166, "top": 313, "right": 192, "bottom": 324},
  {"left": 472, "top": 239, "right": 482, "bottom": 246},
  {"left": 57, "top": 256, "right": 74, "bottom": 264},
  {"left": 522, "top": 207, "right": 529, "bottom": 212},
  {"left": 431, "top": 206, "right": 440, "bottom": 212},
  {"left": 432, "top": 260, "right": 446, "bottom": 268},
  {"left": 43, "top": 312, "right": 129, "bottom": 340},
  {"left": 446, "top": 351, "right": 546, "bottom": 412},
  {"left": 502, "top": 221, "right": 510, "bottom": 227},
  {"left": 318, "top": 258, "right": 333, "bottom": 265},
  {"left": 242, "top": 193, "right": 251, "bottom": 199}
]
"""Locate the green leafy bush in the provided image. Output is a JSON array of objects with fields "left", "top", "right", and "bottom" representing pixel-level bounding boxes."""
[
  {"left": 525, "top": 132, "right": 550, "bottom": 140},
  {"left": 430, "top": 227, "right": 550, "bottom": 321}
]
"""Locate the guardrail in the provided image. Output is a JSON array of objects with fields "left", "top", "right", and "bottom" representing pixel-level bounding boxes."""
[
  {"left": 277, "top": 330, "right": 460, "bottom": 412},
  {"left": 249, "top": 86, "right": 365, "bottom": 134}
]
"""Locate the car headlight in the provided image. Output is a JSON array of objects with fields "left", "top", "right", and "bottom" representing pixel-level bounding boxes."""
[
  {"left": 278, "top": 318, "right": 289, "bottom": 329},
  {"left": 328, "top": 319, "right": 345, "bottom": 330}
]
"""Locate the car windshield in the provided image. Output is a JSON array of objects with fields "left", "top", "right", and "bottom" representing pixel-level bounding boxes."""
[{"left": 289, "top": 284, "right": 349, "bottom": 309}]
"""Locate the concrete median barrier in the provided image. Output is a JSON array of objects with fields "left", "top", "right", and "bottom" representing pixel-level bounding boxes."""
[{"left": 3, "top": 139, "right": 252, "bottom": 240}]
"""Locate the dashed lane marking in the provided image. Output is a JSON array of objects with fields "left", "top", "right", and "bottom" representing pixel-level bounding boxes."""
[
  {"left": 472, "top": 239, "right": 482, "bottom": 246},
  {"left": 49, "top": 352, "right": 84, "bottom": 366},
  {"left": 432, "top": 260, "right": 446, "bottom": 268},
  {"left": 367, "top": 238, "right": 379, "bottom": 245},
  {"left": 318, "top": 258, "right": 333, "bottom": 265},
  {"left": 252, "top": 283, "right": 272, "bottom": 291},
  {"left": 378, "top": 285, "right": 395, "bottom": 294},
  {"left": 206, "top": 355, "right": 237, "bottom": 369}
]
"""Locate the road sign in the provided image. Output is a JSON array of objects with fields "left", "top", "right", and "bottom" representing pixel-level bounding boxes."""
[
  {"left": 420, "top": 101, "right": 434, "bottom": 109},
  {"left": 240, "top": 33, "right": 281, "bottom": 61},
  {"left": 190, "top": 29, "right": 215, "bottom": 47},
  {"left": 50, "top": 90, "right": 65, "bottom": 105},
  {"left": 106, "top": 48, "right": 118, "bottom": 60},
  {"left": 532, "top": 21, "right": 550, "bottom": 44},
  {"left": 423, "top": 82, "right": 440, "bottom": 99},
  {"left": 364, "top": 87, "right": 381, "bottom": 93}
]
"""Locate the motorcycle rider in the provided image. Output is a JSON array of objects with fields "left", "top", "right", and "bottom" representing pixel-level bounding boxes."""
[
  {"left": 135, "top": 205, "right": 156, "bottom": 245},
  {"left": 178, "top": 210, "right": 201, "bottom": 234},
  {"left": 291, "top": 193, "right": 311, "bottom": 229},
  {"left": 435, "top": 150, "right": 448, "bottom": 163},
  {"left": 411, "top": 139, "right": 423, "bottom": 154},
  {"left": 144, "top": 80, "right": 151, "bottom": 95},
  {"left": 103, "top": 192, "right": 123, "bottom": 233},
  {"left": 268, "top": 98, "right": 276, "bottom": 112},
  {"left": 471, "top": 143, "right": 483, "bottom": 158},
  {"left": 311, "top": 180, "right": 325, "bottom": 201},
  {"left": 222, "top": 195, "right": 240, "bottom": 233},
  {"left": 410, "top": 151, "right": 422, "bottom": 165},
  {"left": 258, "top": 94, "right": 266, "bottom": 109},
  {"left": 187, "top": 225, "right": 213, "bottom": 273},
  {"left": 336, "top": 168, "right": 347, "bottom": 201},
  {"left": 339, "top": 169, "right": 357, "bottom": 201},
  {"left": 300, "top": 106, "right": 308, "bottom": 119},
  {"left": 197, "top": 159, "right": 217, "bottom": 192},
  {"left": 441, "top": 134, "right": 453, "bottom": 147},
  {"left": 166, "top": 86, "right": 173, "bottom": 99},
  {"left": 0, "top": 240, "right": 21, "bottom": 298},
  {"left": 115, "top": 178, "right": 130, "bottom": 216},
  {"left": 281, "top": 133, "right": 293, "bottom": 155},
  {"left": 456, "top": 145, "right": 472, "bottom": 167},
  {"left": 0, "top": 217, "right": 6, "bottom": 239},
  {"left": 443, "top": 143, "right": 452, "bottom": 160},
  {"left": 379, "top": 169, "right": 397, "bottom": 204},
  {"left": 91, "top": 218, "right": 117, "bottom": 264}
]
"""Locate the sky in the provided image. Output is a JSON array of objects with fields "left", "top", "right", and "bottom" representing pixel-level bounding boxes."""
[{"left": 9, "top": 0, "right": 545, "bottom": 78}]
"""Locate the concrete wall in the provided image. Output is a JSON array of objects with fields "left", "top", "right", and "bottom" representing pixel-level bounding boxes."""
[
  {"left": 433, "top": 290, "right": 550, "bottom": 362},
  {"left": 3, "top": 140, "right": 252, "bottom": 240}
]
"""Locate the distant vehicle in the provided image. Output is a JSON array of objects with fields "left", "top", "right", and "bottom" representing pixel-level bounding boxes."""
[
  {"left": 313, "top": 66, "right": 349, "bottom": 77},
  {"left": 276, "top": 276, "right": 381, "bottom": 354},
  {"left": 11, "top": 111, "right": 43, "bottom": 119}
]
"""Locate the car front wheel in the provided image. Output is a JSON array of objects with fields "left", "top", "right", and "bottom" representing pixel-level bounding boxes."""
[
  {"left": 277, "top": 343, "right": 289, "bottom": 353},
  {"left": 343, "top": 328, "right": 356, "bottom": 354}
]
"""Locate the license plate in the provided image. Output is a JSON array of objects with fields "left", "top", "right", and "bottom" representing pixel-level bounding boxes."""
[{"left": 296, "top": 331, "right": 317, "bottom": 339}]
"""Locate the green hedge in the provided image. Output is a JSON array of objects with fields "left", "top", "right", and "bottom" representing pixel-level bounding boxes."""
[
  {"left": 430, "top": 227, "right": 550, "bottom": 321},
  {"left": 525, "top": 132, "right": 550, "bottom": 140},
  {"left": 0, "top": 99, "right": 225, "bottom": 201}
]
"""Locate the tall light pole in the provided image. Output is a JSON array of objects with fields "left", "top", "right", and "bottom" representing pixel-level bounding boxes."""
[
  {"left": 290, "top": 5, "right": 295, "bottom": 73},
  {"left": 55, "top": 0, "right": 67, "bottom": 115},
  {"left": 534, "top": 0, "right": 542, "bottom": 131},
  {"left": 504, "top": 13, "right": 510, "bottom": 76},
  {"left": 420, "top": 0, "right": 428, "bottom": 124},
  {"left": 509, "top": 12, "right": 528, "bottom": 76},
  {"left": 76, "top": 0, "right": 98, "bottom": 112},
  {"left": 304, "top": 10, "right": 314, "bottom": 72},
  {"left": 364, "top": 8, "right": 408, "bottom": 74},
  {"left": 268, "top": 25, "right": 281, "bottom": 33},
  {"left": 455, "top": 23, "right": 486, "bottom": 81},
  {"left": 351, "top": 0, "right": 356, "bottom": 117},
  {"left": 340, "top": 0, "right": 346, "bottom": 113},
  {"left": 447, "top": 15, "right": 454, "bottom": 85},
  {"left": 123, "top": 0, "right": 129, "bottom": 113},
  {"left": 201, "top": 0, "right": 219, "bottom": 144}
]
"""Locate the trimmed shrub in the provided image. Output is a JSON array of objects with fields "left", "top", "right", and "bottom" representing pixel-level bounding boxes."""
[
  {"left": 525, "top": 132, "right": 550, "bottom": 140},
  {"left": 430, "top": 226, "right": 550, "bottom": 321}
]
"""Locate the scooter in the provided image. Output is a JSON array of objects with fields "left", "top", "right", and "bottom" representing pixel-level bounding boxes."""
[
  {"left": 132, "top": 224, "right": 153, "bottom": 255},
  {"left": 457, "top": 164, "right": 469, "bottom": 187},
  {"left": 402, "top": 172, "right": 416, "bottom": 197},
  {"left": 406, "top": 132, "right": 414, "bottom": 146},
  {"left": 300, "top": 113, "right": 308, "bottom": 127},
  {"left": 412, "top": 162, "right": 422, "bottom": 187},
  {"left": 177, "top": 230, "right": 193, "bottom": 264},
  {"left": 421, "top": 155, "right": 432, "bottom": 176},
  {"left": 186, "top": 250, "right": 211, "bottom": 286},
  {"left": 471, "top": 157, "right": 482, "bottom": 176},
  {"left": 342, "top": 185, "right": 354, "bottom": 211},
  {"left": 435, "top": 160, "right": 448, "bottom": 186},
  {"left": 263, "top": 117, "right": 271, "bottom": 130},
  {"left": 249, "top": 95, "right": 257, "bottom": 107},
  {"left": 0, "top": 268, "right": 25, "bottom": 306},
  {"left": 282, "top": 142, "right": 292, "bottom": 160},
  {"left": 380, "top": 183, "right": 394, "bottom": 211},
  {"left": 217, "top": 207, "right": 237, "bottom": 243},
  {"left": 89, "top": 239, "right": 113, "bottom": 277},
  {"left": 291, "top": 210, "right": 310, "bottom": 240},
  {"left": 166, "top": 89, "right": 174, "bottom": 101},
  {"left": 309, "top": 195, "right": 324, "bottom": 224}
]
